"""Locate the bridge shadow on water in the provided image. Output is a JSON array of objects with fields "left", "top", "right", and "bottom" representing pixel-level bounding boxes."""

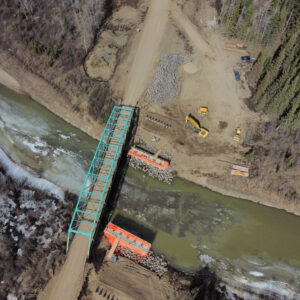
[{"left": 111, "top": 213, "right": 156, "bottom": 244}]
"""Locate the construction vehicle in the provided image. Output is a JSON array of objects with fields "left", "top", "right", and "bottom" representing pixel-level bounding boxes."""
[
  {"left": 233, "top": 127, "right": 241, "bottom": 142},
  {"left": 241, "top": 56, "right": 250, "bottom": 61},
  {"left": 198, "top": 106, "right": 208, "bottom": 116},
  {"left": 185, "top": 114, "right": 209, "bottom": 138},
  {"left": 234, "top": 70, "right": 241, "bottom": 81},
  {"left": 225, "top": 41, "right": 247, "bottom": 53},
  {"left": 231, "top": 165, "right": 249, "bottom": 177}
]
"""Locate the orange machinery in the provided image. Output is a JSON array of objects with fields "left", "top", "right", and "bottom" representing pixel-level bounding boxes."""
[
  {"left": 104, "top": 222, "right": 151, "bottom": 262},
  {"left": 128, "top": 146, "right": 169, "bottom": 169}
]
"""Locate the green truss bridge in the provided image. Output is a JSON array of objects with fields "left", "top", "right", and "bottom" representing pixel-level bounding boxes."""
[{"left": 67, "top": 105, "right": 134, "bottom": 254}]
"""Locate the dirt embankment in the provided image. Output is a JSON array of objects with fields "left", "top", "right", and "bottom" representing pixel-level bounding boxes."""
[
  {"left": 0, "top": 51, "right": 103, "bottom": 139},
  {"left": 77, "top": 237, "right": 227, "bottom": 300},
  {"left": 0, "top": 68, "right": 22, "bottom": 93},
  {"left": 0, "top": 0, "right": 299, "bottom": 216}
]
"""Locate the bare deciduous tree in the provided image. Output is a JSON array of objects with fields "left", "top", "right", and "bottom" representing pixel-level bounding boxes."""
[
  {"left": 69, "top": 0, "right": 106, "bottom": 52},
  {"left": 16, "top": 0, "right": 34, "bottom": 16}
]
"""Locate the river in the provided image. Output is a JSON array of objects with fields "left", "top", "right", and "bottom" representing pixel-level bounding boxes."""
[{"left": 0, "top": 83, "right": 299, "bottom": 299}]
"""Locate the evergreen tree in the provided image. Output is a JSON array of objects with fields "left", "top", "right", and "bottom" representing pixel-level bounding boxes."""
[{"left": 227, "top": 0, "right": 242, "bottom": 36}]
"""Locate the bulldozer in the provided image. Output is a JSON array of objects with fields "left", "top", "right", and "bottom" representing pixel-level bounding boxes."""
[
  {"left": 198, "top": 106, "right": 208, "bottom": 116},
  {"left": 224, "top": 41, "right": 247, "bottom": 53},
  {"left": 185, "top": 114, "right": 208, "bottom": 138},
  {"left": 233, "top": 127, "right": 241, "bottom": 142}
]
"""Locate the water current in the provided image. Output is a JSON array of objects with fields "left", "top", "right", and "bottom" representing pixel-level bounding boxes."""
[{"left": 0, "top": 84, "right": 299, "bottom": 299}]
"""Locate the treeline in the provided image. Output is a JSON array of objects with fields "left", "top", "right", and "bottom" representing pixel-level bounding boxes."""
[{"left": 221, "top": 0, "right": 300, "bottom": 129}]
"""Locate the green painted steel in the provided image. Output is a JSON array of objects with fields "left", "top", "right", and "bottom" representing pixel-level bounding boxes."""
[{"left": 67, "top": 106, "right": 133, "bottom": 254}]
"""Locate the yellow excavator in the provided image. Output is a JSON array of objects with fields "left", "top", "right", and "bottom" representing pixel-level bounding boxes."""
[{"left": 185, "top": 114, "right": 208, "bottom": 138}]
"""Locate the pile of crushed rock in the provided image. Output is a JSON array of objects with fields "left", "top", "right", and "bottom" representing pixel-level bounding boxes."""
[{"left": 147, "top": 54, "right": 185, "bottom": 104}]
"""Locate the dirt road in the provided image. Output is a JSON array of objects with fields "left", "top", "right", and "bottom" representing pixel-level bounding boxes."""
[
  {"left": 38, "top": 234, "right": 88, "bottom": 300},
  {"left": 170, "top": 3, "right": 211, "bottom": 56},
  {"left": 123, "top": 0, "right": 169, "bottom": 106}
]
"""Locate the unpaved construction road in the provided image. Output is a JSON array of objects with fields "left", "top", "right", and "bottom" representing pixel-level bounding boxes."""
[
  {"left": 123, "top": 0, "right": 169, "bottom": 106},
  {"left": 38, "top": 234, "right": 88, "bottom": 300},
  {"left": 170, "top": 3, "right": 211, "bottom": 56}
]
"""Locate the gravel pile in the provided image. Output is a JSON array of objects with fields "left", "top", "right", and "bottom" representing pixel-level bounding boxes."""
[
  {"left": 129, "top": 156, "right": 173, "bottom": 184},
  {"left": 117, "top": 247, "right": 168, "bottom": 277},
  {"left": 147, "top": 54, "right": 185, "bottom": 104}
]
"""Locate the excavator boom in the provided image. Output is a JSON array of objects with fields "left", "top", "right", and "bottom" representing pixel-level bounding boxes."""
[{"left": 185, "top": 114, "right": 208, "bottom": 138}]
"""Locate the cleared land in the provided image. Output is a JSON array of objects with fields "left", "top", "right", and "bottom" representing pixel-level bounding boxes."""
[{"left": 35, "top": 0, "right": 300, "bottom": 298}]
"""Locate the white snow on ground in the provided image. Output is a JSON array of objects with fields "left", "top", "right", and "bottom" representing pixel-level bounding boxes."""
[
  {"left": 0, "top": 147, "right": 64, "bottom": 201},
  {"left": 58, "top": 133, "right": 70, "bottom": 140},
  {"left": 249, "top": 271, "right": 264, "bottom": 277},
  {"left": 222, "top": 276, "right": 299, "bottom": 300},
  {"left": 200, "top": 254, "right": 215, "bottom": 265}
]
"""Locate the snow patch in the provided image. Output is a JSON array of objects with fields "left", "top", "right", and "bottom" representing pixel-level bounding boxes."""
[
  {"left": 200, "top": 254, "right": 215, "bottom": 265},
  {"left": 249, "top": 271, "right": 264, "bottom": 277},
  {"left": 0, "top": 147, "right": 64, "bottom": 201},
  {"left": 58, "top": 133, "right": 70, "bottom": 140}
]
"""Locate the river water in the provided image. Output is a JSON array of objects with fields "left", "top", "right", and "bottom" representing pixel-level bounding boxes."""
[{"left": 0, "top": 84, "right": 299, "bottom": 299}]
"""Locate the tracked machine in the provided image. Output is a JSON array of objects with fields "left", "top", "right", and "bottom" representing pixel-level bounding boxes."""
[{"left": 185, "top": 114, "right": 209, "bottom": 138}]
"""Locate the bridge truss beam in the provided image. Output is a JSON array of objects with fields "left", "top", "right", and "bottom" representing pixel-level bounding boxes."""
[{"left": 67, "top": 106, "right": 134, "bottom": 254}]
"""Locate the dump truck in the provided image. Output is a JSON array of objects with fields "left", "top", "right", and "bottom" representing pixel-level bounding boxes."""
[
  {"left": 185, "top": 114, "right": 209, "bottom": 138},
  {"left": 225, "top": 41, "right": 247, "bottom": 53},
  {"left": 198, "top": 106, "right": 208, "bottom": 116},
  {"left": 233, "top": 127, "right": 241, "bottom": 142}
]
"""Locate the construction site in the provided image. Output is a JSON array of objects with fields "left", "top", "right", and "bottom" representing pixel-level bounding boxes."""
[{"left": 37, "top": 0, "right": 265, "bottom": 299}]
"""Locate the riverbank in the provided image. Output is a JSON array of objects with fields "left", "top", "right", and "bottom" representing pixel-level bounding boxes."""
[
  {"left": 0, "top": 147, "right": 76, "bottom": 299},
  {"left": 0, "top": 58, "right": 299, "bottom": 218},
  {"left": 0, "top": 52, "right": 104, "bottom": 139}
]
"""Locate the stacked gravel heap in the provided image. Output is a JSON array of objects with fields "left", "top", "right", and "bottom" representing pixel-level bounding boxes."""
[
  {"left": 147, "top": 54, "right": 185, "bottom": 104},
  {"left": 117, "top": 247, "right": 168, "bottom": 277},
  {"left": 129, "top": 156, "right": 173, "bottom": 184}
]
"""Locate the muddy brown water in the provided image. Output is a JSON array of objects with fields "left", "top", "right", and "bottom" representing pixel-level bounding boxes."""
[{"left": 0, "top": 84, "right": 299, "bottom": 298}]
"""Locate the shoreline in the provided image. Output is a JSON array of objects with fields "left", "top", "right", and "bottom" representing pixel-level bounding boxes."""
[
  {"left": 176, "top": 174, "right": 300, "bottom": 217},
  {"left": 0, "top": 52, "right": 103, "bottom": 140},
  {"left": 0, "top": 61, "right": 299, "bottom": 217}
]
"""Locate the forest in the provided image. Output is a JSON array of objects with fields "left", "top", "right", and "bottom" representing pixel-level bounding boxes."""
[{"left": 221, "top": 0, "right": 300, "bottom": 129}]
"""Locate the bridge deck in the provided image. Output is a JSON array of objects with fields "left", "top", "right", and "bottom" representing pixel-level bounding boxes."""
[{"left": 67, "top": 106, "right": 134, "bottom": 254}]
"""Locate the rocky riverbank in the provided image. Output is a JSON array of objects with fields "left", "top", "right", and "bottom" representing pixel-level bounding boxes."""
[{"left": 0, "top": 148, "right": 76, "bottom": 299}]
